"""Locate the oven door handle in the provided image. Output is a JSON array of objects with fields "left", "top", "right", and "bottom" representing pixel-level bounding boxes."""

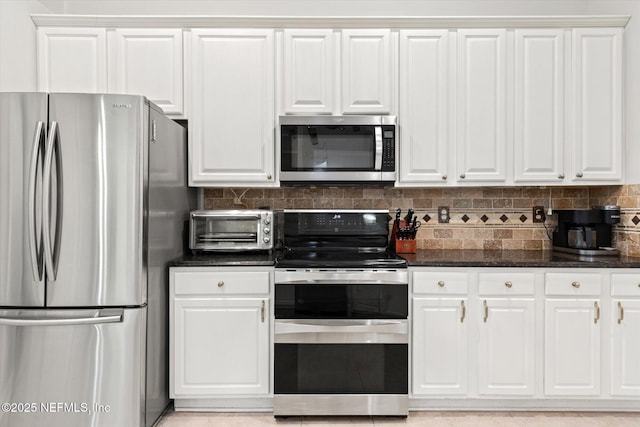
[
  {"left": 274, "top": 319, "right": 408, "bottom": 344},
  {"left": 275, "top": 280, "right": 407, "bottom": 286}
]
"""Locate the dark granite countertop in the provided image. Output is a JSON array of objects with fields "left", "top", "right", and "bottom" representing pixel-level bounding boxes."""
[
  {"left": 169, "top": 251, "right": 277, "bottom": 267},
  {"left": 169, "top": 249, "right": 640, "bottom": 269},
  {"left": 402, "top": 249, "right": 640, "bottom": 268}
]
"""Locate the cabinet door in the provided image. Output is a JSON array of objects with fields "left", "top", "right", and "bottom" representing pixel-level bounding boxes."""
[
  {"left": 37, "top": 27, "right": 107, "bottom": 93},
  {"left": 544, "top": 299, "right": 601, "bottom": 396},
  {"left": 189, "top": 29, "right": 275, "bottom": 186},
  {"left": 111, "top": 29, "right": 184, "bottom": 115},
  {"left": 341, "top": 29, "right": 392, "bottom": 114},
  {"left": 172, "top": 298, "right": 269, "bottom": 396},
  {"left": 571, "top": 28, "right": 622, "bottom": 182},
  {"left": 398, "top": 30, "right": 449, "bottom": 184},
  {"left": 611, "top": 299, "right": 640, "bottom": 396},
  {"left": 412, "top": 298, "right": 468, "bottom": 395},
  {"left": 478, "top": 298, "right": 536, "bottom": 396},
  {"left": 456, "top": 30, "right": 506, "bottom": 183},
  {"left": 513, "top": 29, "right": 565, "bottom": 183},
  {"left": 283, "top": 29, "right": 334, "bottom": 114}
]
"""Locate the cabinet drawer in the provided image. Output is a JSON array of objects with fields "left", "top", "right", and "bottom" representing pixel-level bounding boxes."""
[
  {"left": 545, "top": 272, "right": 601, "bottom": 296},
  {"left": 478, "top": 272, "right": 535, "bottom": 295},
  {"left": 413, "top": 272, "right": 469, "bottom": 295},
  {"left": 611, "top": 273, "right": 640, "bottom": 297},
  {"left": 173, "top": 271, "right": 270, "bottom": 296}
]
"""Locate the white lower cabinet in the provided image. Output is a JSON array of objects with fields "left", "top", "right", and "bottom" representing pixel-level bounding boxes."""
[
  {"left": 413, "top": 297, "right": 469, "bottom": 395},
  {"left": 412, "top": 270, "right": 538, "bottom": 398},
  {"left": 412, "top": 272, "right": 469, "bottom": 396},
  {"left": 544, "top": 272, "right": 602, "bottom": 396},
  {"left": 169, "top": 268, "right": 270, "bottom": 399},
  {"left": 610, "top": 274, "right": 640, "bottom": 397}
]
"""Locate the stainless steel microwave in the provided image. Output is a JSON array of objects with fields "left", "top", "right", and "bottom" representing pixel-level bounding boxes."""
[
  {"left": 189, "top": 210, "right": 273, "bottom": 252},
  {"left": 279, "top": 115, "right": 397, "bottom": 184}
]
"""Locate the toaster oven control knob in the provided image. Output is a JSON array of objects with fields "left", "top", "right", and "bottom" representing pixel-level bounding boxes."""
[
  {"left": 264, "top": 217, "right": 271, "bottom": 225},
  {"left": 263, "top": 237, "right": 270, "bottom": 243},
  {"left": 264, "top": 228, "right": 270, "bottom": 234}
]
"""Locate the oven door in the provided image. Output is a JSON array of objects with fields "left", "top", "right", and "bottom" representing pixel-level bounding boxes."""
[
  {"left": 273, "top": 319, "right": 408, "bottom": 416},
  {"left": 274, "top": 270, "right": 408, "bottom": 319}
]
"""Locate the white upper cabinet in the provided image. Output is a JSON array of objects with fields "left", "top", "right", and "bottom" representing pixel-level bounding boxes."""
[
  {"left": 456, "top": 30, "right": 507, "bottom": 183},
  {"left": 341, "top": 29, "right": 392, "bottom": 114},
  {"left": 110, "top": 29, "right": 184, "bottom": 116},
  {"left": 37, "top": 27, "right": 107, "bottom": 93},
  {"left": 280, "top": 28, "right": 394, "bottom": 115},
  {"left": 282, "top": 29, "right": 334, "bottom": 114},
  {"left": 398, "top": 30, "right": 449, "bottom": 184},
  {"left": 571, "top": 28, "right": 623, "bottom": 183},
  {"left": 513, "top": 29, "right": 566, "bottom": 183},
  {"left": 38, "top": 27, "right": 184, "bottom": 116},
  {"left": 189, "top": 29, "right": 275, "bottom": 187}
]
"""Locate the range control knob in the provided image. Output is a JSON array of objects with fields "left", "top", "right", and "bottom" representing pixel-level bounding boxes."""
[{"left": 264, "top": 228, "right": 270, "bottom": 234}]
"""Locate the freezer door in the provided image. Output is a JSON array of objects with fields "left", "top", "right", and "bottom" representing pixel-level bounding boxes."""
[
  {"left": 0, "top": 307, "right": 146, "bottom": 427},
  {"left": 0, "top": 93, "right": 47, "bottom": 307},
  {"left": 45, "top": 94, "right": 147, "bottom": 307}
]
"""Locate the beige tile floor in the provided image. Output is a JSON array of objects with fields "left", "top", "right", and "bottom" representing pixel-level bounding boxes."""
[{"left": 156, "top": 409, "right": 640, "bottom": 426}]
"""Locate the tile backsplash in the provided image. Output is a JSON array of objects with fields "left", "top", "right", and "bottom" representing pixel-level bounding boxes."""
[{"left": 203, "top": 184, "right": 640, "bottom": 257}]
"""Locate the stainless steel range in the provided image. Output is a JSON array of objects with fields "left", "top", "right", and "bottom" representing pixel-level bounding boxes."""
[{"left": 273, "top": 210, "right": 408, "bottom": 417}]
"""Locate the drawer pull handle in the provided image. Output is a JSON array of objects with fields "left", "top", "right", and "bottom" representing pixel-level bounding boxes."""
[
  {"left": 438, "top": 280, "right": 445, "bottom": 287},
  {"left": 572, "top": 281, "right": 580, "bottom": 288},
  {"left": 261, "top": 300, "right": 266, "bottom": 323},
  {"left": 460, "top": 300, "right": 466, "bottom": 323},
  {"left": 483, "top": 300, "right": 488, "bottom": 323},
  {"left": 217, "top": 281, "right": 224, "bottom": 287},
  {"left": 618, "top": 302, "right": 624, "bottom": 324},
  {"left": 594, "top": 301, "right": 600, "bottom": 324},
  {"left": 505, "top": 281, "right": 512, "bottom": 288}
]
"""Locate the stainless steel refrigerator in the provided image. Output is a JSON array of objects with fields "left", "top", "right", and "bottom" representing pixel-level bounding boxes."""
[{"left": 0, "top": 93, "right": 195, "bottom": 427}]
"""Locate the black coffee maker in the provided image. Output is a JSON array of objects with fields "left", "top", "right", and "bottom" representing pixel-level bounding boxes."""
[{"left": 552, "top": 206, "right": 620, "bottom": 257}]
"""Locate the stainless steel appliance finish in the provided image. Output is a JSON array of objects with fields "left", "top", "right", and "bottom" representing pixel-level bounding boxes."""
[
  {"left": 279, "top": 115, "right": 396, "bottom": 184},
  {"left": 273, "top": 210, "right": 408, "bottom": 417},
  {"left": 0, "top": 92, "right": 195, "bottom": 427},
  {"left": 552, "top": 206, "right": 621, "bottom": 259},
  {"left": 189, "top": 209, "right": 273, "bottom": 252}
]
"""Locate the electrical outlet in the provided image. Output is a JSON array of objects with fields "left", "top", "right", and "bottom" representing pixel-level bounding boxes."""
[
  {"left": 438, "top": 206, "right": 450, "bottom": 223},
  {"left": 533, "top": 206, "right": 546, "bottom": 223}
]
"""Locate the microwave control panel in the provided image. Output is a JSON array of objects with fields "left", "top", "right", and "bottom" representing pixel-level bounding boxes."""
[{"left": 382, "top": 125, "right": 396, "bottom": 171}]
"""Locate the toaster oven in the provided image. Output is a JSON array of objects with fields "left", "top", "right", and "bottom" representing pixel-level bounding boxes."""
[{"left": 189, "top": 210, "right": 273, "bottom": 252}]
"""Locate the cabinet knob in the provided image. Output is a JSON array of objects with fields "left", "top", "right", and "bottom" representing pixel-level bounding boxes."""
[
  {"left": 505, "top": 281, "right": 513, "bottom": 288},
  {"left": 572, "top": 281, "right": 580, "bottom": 288},
  {"left": 267, "top": 174, "right": 272, "bottom": 180},
  {"left": 217, "top": 281, "right": 224, "bottom": 287},
  {"left": 459, "top": 173, "right": 466, "bottom": 179},
  {"left": 576, "top": 172, "right": 583, "bottom": 178},
  {"left": 438, "top": 280, "right": 445, "bottom": 287},
  {"left": 441, "top": 175, "right": 447, "bottom": 180},
  {"left": 558, "top": 173, "right": 565, "bottom": 179}
]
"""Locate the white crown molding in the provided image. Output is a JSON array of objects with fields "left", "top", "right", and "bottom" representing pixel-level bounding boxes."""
[{"left": 31, "top": 14, "right": 631, "bottom": 29}]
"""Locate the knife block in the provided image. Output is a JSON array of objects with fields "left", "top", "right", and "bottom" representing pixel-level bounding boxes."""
[
  {"left": 394, "top": 238, "right": 416, "bottom": 254},
  {"left": 391, "top": 219, "right": 417, "bottom": 253}
]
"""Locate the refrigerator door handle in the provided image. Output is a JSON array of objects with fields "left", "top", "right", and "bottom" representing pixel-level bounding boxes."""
[
  {"left": 28, "top": 121, "right": 45, "bottom": 282},
  {"left": 43, "top": 120, "right": 58, "bottom": 281},
  {"left": 0, "top": 309, "right": 124, "bottom": 326}
]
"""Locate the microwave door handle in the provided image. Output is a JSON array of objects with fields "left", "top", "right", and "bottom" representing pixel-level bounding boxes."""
[{"left": 374, "top": 126, "right": 383, "bottom": 170}]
